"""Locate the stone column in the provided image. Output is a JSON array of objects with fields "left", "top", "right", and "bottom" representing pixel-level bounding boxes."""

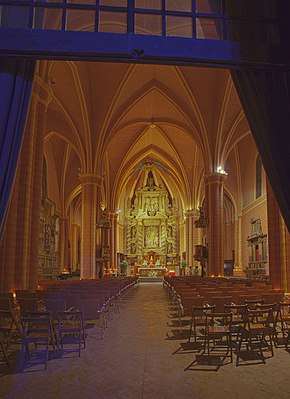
[
  {"left": 70, "top": 222, "right": 80, "bottom": 271},
  {"left": 79, "top": 174, "right": 102, "bottom": 279},
  {"left": 185, "top": 210, "right": 195, "bottom": 271},
  {"left": 233, "top": 215, "right": 243, "bottom": 275},
  {"left": 109, "top": 212, "right": 118, "bottom": 272},
  {"left": 103, "top": 222, "right": 110, "bottom": 276},
  {"left": 204, "top": 173, "right": 227, "bottom": 277},
  {"left": 0, "top": 78, "right": 51, "bottom": 291},
  {"left": 266, "top": 179, "right": 285, "bottom": 289},
  {"left": 58, "top": 216, "right": 69, "bottom": 272}
]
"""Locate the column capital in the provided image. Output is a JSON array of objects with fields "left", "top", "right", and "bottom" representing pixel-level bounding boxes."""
[
  {"left": 79, "top": 173, "right": 103, "bottom": 186},
  {"left": 204, "top": 173, "right": 227, "bottom": 185},
  {"left": 184, "top": 209, "right": 196, "bottom": 219}
]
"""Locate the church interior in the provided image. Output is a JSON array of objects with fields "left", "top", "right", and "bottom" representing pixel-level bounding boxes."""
[
  {"left": 1, "top": 1, "right": 290, "bottom": 397},
  {"left": 1, "top": 61, "right": 289, "bottom": 290}
]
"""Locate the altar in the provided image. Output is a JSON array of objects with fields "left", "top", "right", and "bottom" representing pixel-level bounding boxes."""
[{"left": 138, "top": 267, "right": 167, "bottom": 277}]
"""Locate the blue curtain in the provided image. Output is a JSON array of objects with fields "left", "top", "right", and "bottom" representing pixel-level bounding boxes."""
[
  {"left": 208, "top": 1, "right": 290, "bottom": 232},
  {"left": 228, "top": 1, "right": 290, "bottom": 232},
  {"left": 0, "top": 58, "right": 35, "bottom": 242},
  {"left": 231, "top": 69, "right": 290, "bottom": 233}
]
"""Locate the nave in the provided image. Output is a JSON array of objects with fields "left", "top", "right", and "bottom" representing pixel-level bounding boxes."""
[{"left": 1, "top": 282, "right": 290, "bottom": 399}]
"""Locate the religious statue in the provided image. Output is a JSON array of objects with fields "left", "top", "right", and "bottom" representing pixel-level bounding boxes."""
[
  {"left": 44, "top": 225, "right": 50, "bottom": 245},
  {"left": 131, "top": 242, "right": 136, "bottom": 254},
  {"left": 145, "top": 226, "right": 159, "bottom": 247},
  {"left": 167, "top": 242, "right": 173, "bottom": 254},
  {"left": 148, "top": 176, "right": 154, "bottom": 190},
  {"left": 146, "top": 199, "right": 157, "bottom": 217},
  {"left": 181, "top": 259, "right": 186, "bottom": 276},
  {"left": 142, "top": 259, "right": 148, "bottom": 266},
  {"left": 131, "top": 225, "right": 136, "bottom": 239},
  {"left": 120, "top": 259, "right": 128, "bottom": 275},
  {"left": 155, "top": 259, "right": 161, "bottom": 266}
]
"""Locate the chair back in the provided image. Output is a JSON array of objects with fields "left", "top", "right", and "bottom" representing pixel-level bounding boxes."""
[
  {"left": 205, "top": 312, "right": 232, "bottom": 328},
  {"left": 44, "top": 299, "right": 67, "bottom": 320},
  {"left": 208, "top": 296, "right": 233, "bottom": 312},
  {"left": 245, "top": 298, "right": 265, "bottom": 308},
  {"left": 74, "top": 299, "right": 103, "bottom": 320},
  {"left": 245, "top": 308, "right": 273, "bottom": 327},
  {"left": 16, "top": 291, "right": 37, "bottom": 299},
  {"left": 36, "top": 290, "right": 50, "bottom": 301},
  {"left": 192, "top": 304, "right": 215, "bottom": 319},
  {"left": 0, "top": 297, "right": 13, "bottom": 311},
  {"left": 262, "top": 293, "right": 285, "bottom": 304},
  {"left": 224, "top": 304, "right": 247, "bottom": 326},
  {"left": 0, "top": 292, "right": 14, "bottom": 303},
  {"left": 18, "top": 298, "right": 40, "bottom": 316}
]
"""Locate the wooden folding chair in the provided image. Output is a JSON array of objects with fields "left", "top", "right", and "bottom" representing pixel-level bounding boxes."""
[
  {"left": 204, "top": 312, "right": 233, "bottom": 363},
  {"left": 74, "top": 299, "right": 106, "bottom": 339},
  {"left": 237, "top": 308, "right": 274, "bottom": 361},
  {"left": 188, "top": 305, "right": 215, "bottom": 343},
  {"left": 57, "top": 311, "right": 85, "bottom": 357},
  {"left": 0, "top": 299, "right": 22, "bottom": 346},
  {"left": 224, "top": 304, "right": 247, "bottom": 341},
  {"left": 275, "top": 302, "right": 290, "bottom": 349},
  {"left": 21, "top": 314, "right": 56, "bottom": 370}
]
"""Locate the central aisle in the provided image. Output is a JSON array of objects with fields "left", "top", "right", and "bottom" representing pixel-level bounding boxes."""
[{"left": 2, "top": 282, "right": 290, "bottom": 399}]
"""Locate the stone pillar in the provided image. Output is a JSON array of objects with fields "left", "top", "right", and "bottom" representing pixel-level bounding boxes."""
[
  {"left": 109, "top": 212, "right": 118, "bottom": 272},
  {"left": 185, "top": 210, "right": 195, "bottom": 271},
  {"left": 204, "top": 173, "right": 227, "bottom": 277},
  {"left": 0, "top": 78, "right": 51, "bottom": 291},
  {"left": 233, "top": 215, "right": 243, "bottom": 275},
  {"left": 79, "top": 174, "right": 102, "bottom": 279},
  {"left": 58, "top": 216, "right": 69, "bottom": 272},
  {"left": 103, "top": 224, "right": 110, "bottom": 276},
  {"left": 71, "top": 222, "right": 80, "bottom": 271},
  {"left": 267, "top": 179, "right": 285, "bottom": 289}
]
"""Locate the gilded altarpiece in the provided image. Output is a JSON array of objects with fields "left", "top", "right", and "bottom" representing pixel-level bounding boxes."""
[
  {"left": 125, "top": 172, "right": 178, "bottom": 267},
  {"left": 38, "top": 198, "right": 58, "bottom": 279}
]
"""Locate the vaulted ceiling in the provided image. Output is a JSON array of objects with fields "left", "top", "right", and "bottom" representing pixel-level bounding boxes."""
[{"left": 40, "top": 60, "right": 257, "bottom": 221}]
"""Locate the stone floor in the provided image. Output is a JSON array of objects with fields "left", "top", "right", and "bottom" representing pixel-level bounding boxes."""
[{"left": 1, "top": 282, "right": 290, "bottom": 399}]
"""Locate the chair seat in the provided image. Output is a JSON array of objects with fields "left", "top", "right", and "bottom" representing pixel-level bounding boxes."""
[{"left": 208, "top": 326, "right": 230, "bottom": 334}]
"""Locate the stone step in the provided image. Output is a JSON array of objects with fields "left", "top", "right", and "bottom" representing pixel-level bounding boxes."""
[{"left": 139, "top": 276, "right": 163, "bottom": 283}]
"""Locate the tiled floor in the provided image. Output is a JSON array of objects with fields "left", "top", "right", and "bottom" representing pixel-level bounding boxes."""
[{"left": 1, "top": 282, "right": 290, "bottom": 399}]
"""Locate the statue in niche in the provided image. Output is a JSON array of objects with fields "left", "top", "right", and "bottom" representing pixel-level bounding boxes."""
[
  {"left": 44, "top": 225, "right": 51, "bottom": 250},
  {"left": 167, "top": 242, "right": 173, "bottom": 254},
  {"left": 167, "top": 225, "right": 173, "bottom": 238},
  {"left": 146, "top": 199, "right": 157, "bottom": 217},
  {"left": 145, "top": 226, "right": 159, "bottom": 247},
  {"left": 131, "top": 225, "right": 136, "bottom": 239},
  {"left": 131, "top": 242, "right": 136, "bottom": 254},
  {"left": 148, "top": 176, "right": 154, "bottom": 190}
]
